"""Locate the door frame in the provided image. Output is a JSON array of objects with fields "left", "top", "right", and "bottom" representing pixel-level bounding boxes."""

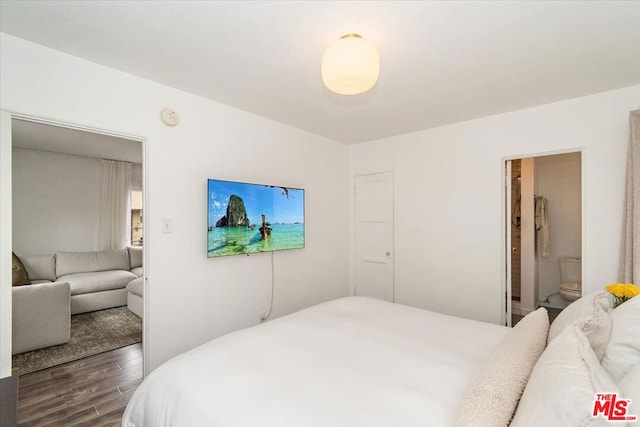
[
  {"left": 501, "top": 147, "right": 586, "bottom": 326},
  {"left": 0, "top": 110, "right": 150, "bottom": 377},
  {"left": 0, "top": 111, "right": 12, "bottom": 378},
  {"left": 505, "top": 160, "right": 513, "bottom": 326}
]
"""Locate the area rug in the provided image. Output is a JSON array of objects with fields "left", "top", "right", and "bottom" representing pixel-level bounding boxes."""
[{"left": 12, "top": 306, "right": 142, "bottom": 376}]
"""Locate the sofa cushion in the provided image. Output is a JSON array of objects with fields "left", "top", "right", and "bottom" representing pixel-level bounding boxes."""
[
  {"left": 126, "top": 277, "right": 144, "bottom": 296},
  {"left": 56, "top": 249, "right": 130, "bottom": 277},
  {"left": 12, "top": 252, "right": 30, "bottom": 286},
  {"left": 12, "top": 281, "right": 71, "bottom": 354},
  {"left": 128, "top": 246, "right": 143, "bottom": 269},
  {"left": 57, "top": 270, "right": 138, "bottom": 295},
  {"left": 21, "top": 254, "right": 56, "bottom": 282},
  {"left": 130, "top": 266, "right": 143, "bottom": 277}
]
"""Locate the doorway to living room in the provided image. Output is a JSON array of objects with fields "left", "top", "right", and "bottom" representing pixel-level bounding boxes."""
[{"left": 6, "top": 116, "right": 147, "bottom": 422}]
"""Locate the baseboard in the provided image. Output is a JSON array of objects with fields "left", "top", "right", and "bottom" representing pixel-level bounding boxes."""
[
  {"left": 512, "top": 301, "right": 535, "bottom": 316},
  {"left": 511, "top": 301, "right": 522, "bottom": 316}
]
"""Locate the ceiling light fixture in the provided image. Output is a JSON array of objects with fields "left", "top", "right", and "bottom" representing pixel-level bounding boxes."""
[{"left": 321, "top": 34, "right": 380, "bottom": 96}]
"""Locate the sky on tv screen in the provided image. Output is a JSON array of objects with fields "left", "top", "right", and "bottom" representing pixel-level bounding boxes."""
[{"left": 208, "top": 180, "right": 304, "bottom": 227}]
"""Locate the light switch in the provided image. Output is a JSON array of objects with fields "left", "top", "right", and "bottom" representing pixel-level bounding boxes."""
[{"left": 161, "top": 218, "right": 173, "bottom": 234}]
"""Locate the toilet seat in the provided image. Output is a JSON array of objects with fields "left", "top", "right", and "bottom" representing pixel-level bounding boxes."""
[
  {"left": 560, "top": 282, "right": 580, "bottom": 292},
  {"left": 560, "top": 282, "right": 582, "bottom": 302}
]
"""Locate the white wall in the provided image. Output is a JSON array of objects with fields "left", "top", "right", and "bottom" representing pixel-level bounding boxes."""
[
  {"left": 535, "top": 152, "right": 582, "bottom": 302},
  {"left": 12, "top": 148, "right": 143, "bottom": 255},
  {"left": 350, "top": 86, "right": 639, "bottom": 324},
  {"left": 12, "top": 148, "right": 101, "bottom": 255},
  {"left": 0, "top": 34, "right": 350, "bottom": 374}
]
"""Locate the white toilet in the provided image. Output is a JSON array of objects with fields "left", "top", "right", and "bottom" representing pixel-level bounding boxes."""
[{"left": 559, "top": 258, "right": 582, "bottom": 302}]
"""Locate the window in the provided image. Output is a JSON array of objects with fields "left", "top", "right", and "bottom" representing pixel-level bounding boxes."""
[{"left": 131, "top": 189, "right": 143, "bottom": 246}]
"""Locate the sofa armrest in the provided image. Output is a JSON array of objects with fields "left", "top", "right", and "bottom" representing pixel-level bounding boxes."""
[{"left": 12, "top": 282, "right": 71, "bottom": 355}]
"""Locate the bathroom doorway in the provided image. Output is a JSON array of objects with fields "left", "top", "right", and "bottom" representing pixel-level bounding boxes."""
[{"left": 504, "top": 150, "right": 583, "bottom": 326}]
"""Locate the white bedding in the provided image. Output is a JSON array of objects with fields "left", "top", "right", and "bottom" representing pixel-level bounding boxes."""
[{"left": 123, "top": 296, "right": 509, "bottom": 427}]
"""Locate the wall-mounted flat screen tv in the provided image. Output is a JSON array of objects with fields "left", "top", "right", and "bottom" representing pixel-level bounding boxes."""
[{"left": 207, "top": 179, "right": 305, "bottom": 258}]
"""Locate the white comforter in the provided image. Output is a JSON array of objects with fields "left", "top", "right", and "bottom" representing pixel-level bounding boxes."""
[{"left": 123, "top": 296, "right": 508, "bottom": 427}]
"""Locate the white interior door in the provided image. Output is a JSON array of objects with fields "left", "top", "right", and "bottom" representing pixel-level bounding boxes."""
[{"left": 354, "top": 172, "right": 394, "bottom": 302}]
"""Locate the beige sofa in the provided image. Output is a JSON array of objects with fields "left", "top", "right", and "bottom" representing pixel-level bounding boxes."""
[
  {"left": 12, "top": 247, "right": 143, "bottom": 354},
  {"left": 12, "top": 281, "right": 71, "bottom": 354},
  {"left": 126, "top": 277, "right": 143, "bottom": 318},
  {"left": 20, "top": 247, "right": 142, "bottom": 314}
]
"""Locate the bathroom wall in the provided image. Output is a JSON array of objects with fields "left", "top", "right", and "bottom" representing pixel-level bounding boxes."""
[{"left": 535, "top": 152, "right": 582, "bottom": 302}]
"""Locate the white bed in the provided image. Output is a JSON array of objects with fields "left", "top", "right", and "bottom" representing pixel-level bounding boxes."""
[
  {"left": 123, "top": 296, "right": 509, "bottom": 427},
  {"left": 123, "top": 292, "right": 640, "bottom": 427}
]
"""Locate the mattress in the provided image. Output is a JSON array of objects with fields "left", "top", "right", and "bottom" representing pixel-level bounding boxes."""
[{"left": 123, "top": 296, "right": 509, "bottom": 427}]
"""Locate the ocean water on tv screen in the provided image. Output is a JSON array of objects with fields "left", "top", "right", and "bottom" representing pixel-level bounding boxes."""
[{"left": 207, "top": 223, "right": 304, "bottom": 257}]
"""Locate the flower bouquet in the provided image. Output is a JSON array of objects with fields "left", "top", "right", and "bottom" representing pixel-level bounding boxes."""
[{"left": 605, "top": 283, "right": 640, "bottom": 308}]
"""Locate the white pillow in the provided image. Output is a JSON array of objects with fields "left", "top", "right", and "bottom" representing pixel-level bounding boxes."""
[
  {"left": 455, "top": 307, "right": 549, "bottom": 427},
  {"left": 601, "top": 295, "right": 640, "bottom": 383},
  {"left": 548, "top": 291, "right": 611, "bottom": 360},
  {"left": 620, "top": 362, "right": 640, "bottom": 426},
  {"left": 510, "top": 325, "right": 621, "bottom": 427}
]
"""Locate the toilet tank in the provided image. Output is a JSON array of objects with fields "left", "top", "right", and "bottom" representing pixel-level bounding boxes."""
[{"left": 560, "top": 258, "right": 581, "bottom": 283}]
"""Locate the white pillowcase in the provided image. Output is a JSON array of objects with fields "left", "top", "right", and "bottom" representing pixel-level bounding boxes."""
[
  {"left": 620, "top": 362, "right": 640, "bottom": 427},
  {"left": 601, "top": 295, "right": 640, "bottom": 383},
  {"left": 548, "top": 291, "right": 611, "bottom": 360},
  {"left": 510, "top": 325, "right": 621, "bottom": 427},
  {"left": 455, "top": 307, "right": 549, "bottom": 427}
]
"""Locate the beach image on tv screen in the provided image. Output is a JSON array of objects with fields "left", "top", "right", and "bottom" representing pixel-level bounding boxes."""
[{"left": 207, "top": 179, "right": 305, "bottom": 257}]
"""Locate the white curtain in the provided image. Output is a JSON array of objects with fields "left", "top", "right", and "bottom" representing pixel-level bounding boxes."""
[
  {"left": 98, "top": 159, "right": 132, "bottom": 250},
  {"left": 621, "top": 110, "right": 640, "bottom": 283}
]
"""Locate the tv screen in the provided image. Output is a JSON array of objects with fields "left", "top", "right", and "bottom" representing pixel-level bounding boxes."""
[{"left": 207, "top": 179, "right": 305, "bottom": 258}]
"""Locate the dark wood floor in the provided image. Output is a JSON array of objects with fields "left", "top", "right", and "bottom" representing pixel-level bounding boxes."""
[
  {"left": 17, "top": 343, "right": 142, "bottom": 426},
  {"left": 512, "top": 313, "right": 525, "bottom": 326},
  {"left": 512, "top": 307, "right": 562, "bottom": 327}
]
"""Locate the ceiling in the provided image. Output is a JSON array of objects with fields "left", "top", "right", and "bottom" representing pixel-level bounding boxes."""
[
  {"left": 12, "top": 119, "right": 142, "bottom": 164},
  {"left": 1, "top": 1, "right": 639, "bottom": 144}
]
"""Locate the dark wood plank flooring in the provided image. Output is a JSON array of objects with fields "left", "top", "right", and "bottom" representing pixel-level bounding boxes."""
[{"left": 17, "top": 343, "right": 142, "bottom": 426}]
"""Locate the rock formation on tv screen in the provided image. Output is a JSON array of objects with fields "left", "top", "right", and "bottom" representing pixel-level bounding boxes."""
[{"left": 215, "top": 194, "right": 250, "bottom": 227}]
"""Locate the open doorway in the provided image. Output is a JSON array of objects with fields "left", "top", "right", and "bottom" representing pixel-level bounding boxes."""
[
  {"left": 504, "top": 151, "right": 583, "bottom": 326},
  {"left": 8, "top": 116, "right": 146, "bottom": 422}
]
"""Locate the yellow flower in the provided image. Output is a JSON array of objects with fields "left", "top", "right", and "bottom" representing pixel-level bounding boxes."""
[
  {"left": 605, "top": 283, "right": 623, "bottom": 297},
  {"left": 605, "top": 283, "right": 640, "bottom": 307},
  {"left": 623, "top": 285, "right": 640, "bottom": 298}
]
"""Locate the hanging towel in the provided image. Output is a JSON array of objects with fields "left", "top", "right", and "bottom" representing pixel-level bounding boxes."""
[
  {"left": 535, "top": 196, "right": 550, "bottom": 258},
  {"left": 512, "top": 195, "right": 521, "bottom": 227}
]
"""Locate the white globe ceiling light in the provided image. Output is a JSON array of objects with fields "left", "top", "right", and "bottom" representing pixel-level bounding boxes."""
[{"left": 321, "top": 34, "right": 380, "bottom": 95}]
